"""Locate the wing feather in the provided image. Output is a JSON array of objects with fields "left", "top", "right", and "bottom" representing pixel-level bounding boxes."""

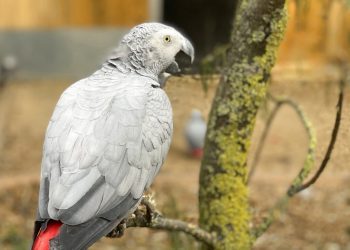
[
  {"left": 116, "top": 166, "right": 140, "bottom": 196},
  {"left": 131, "top": 167, "right": 150, "bottom": 198},
  {"left": 103, "top": 154, "right": 129, "bottom": 187},
  {"left": 51, "top": 168, "right": 102, "bottom": 210},
  {"left": 39, "top": 73, "right": 173, "bottom": 225}
]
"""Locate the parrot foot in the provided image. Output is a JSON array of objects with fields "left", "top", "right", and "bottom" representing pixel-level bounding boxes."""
[
  {"left": 106, "top": 196, "right": 159, "bottom": 239},
  {"left": 106, "top": 219, "right": 127, "bottom": 238},
  {"left": 141, "top": 195, "right": 158, "bottom": 222}
]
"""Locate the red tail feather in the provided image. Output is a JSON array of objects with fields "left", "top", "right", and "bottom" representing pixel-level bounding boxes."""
[
  {"left": 32, "top": 220, "right": 62, "bottom": 250},
  {"left": 191, "top": 148, "right": 203, "bottom": 158}
]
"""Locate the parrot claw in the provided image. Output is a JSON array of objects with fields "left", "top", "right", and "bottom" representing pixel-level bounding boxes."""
[
  {"left": 106, "top": 219, "right": 127, "bottom": 238},
  {"left": 141, "top": 195, "right": 158, "bottom": 221}
]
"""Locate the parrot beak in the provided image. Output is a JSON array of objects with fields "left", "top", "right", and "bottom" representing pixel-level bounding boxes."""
[
  {"left": 181, "top": 38, "right": 195, "bottom": 64},
  {"left": 165, "top": 61, "right": 181, "bottom": 75},
  {"left": 165, "top": 38, "right": 194, "bottom": 76}
]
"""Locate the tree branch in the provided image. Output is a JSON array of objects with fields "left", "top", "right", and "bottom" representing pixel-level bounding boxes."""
[
  {"left": 252, "top": 76, "right": 345, "bottom": 239},
  {"left": 248, "top": 92, "right": 317, "bottom": 184},
  {"left": 291, "top": 78, "right": 345, "bottom": 193},
  {"left": 248, "top": 94, "right": 285, "bottom": 183},
  {"left": 108, "top": 195, "right": 216, "bottom": 247},
  {"left": 199, "top": 0, "right": 288, "bottom": 247},
  {"left": 251, "top": 95, "right": 316, "bottom": 239},
  {"left": 271, "top": 96, "right": 317, "bottom": 196}
]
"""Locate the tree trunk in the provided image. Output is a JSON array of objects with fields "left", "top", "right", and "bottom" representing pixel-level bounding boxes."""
[{"left": 198, "top": 1, "right": 287, "bottom": 249}]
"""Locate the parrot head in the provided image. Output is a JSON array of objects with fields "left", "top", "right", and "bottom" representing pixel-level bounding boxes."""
[
  {"left": 108, "top": 23, "right": 194, "bottom": 81},
  {"left": 191, "top": 109, "right": 204, "bottom": 120},
  {"left": 146, "top": 26, "right": 194, "bottom": 74}
]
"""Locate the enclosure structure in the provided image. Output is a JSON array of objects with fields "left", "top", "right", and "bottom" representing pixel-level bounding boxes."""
[{"left": 1, "top": 0, "right": 348, "bottom": 79}]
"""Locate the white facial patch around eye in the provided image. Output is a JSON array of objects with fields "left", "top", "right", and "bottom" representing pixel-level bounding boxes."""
[{"left": 163, "top": 35, "right": 172, "bottom": 44}]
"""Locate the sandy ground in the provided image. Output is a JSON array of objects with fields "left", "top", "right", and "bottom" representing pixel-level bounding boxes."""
[{"left": 0, "top": 70, "right": 349, "bottom": 249}]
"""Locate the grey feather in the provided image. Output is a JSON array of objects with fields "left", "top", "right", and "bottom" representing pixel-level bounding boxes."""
[
  {"left": 116, "top": 166, "right": 140, "bottom": 196},
  {"left": 34, "top": 22, "right": 195, "bottom": 250}
]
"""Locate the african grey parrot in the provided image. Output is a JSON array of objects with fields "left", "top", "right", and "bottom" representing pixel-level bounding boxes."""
[
  {"left": 0, "top": 55, "right": 17, "bottom": 89},
  {"left": 32, "top": 23, "right": 194, "bottom": 250},
  {"left": 184, "top": 109, "right": 206, "bottom": 158}
]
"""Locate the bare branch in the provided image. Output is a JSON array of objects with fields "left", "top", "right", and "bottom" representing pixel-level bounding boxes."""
[
  {"left": 248, "top": 95, "right": 285, "bottom": 183},
  {"left": 108, "top": 195, "right": 216, "bottom": 247},
  {"left": 291, "top": 78, "right": 345, "bottom": 194},
  {"left": 251, "top": 95, "right": 316, "bottom": 238},
  {"left": 248, "top": 93, "right": 317, "bottom": 184},
  {"left": 279, "top": 98, "right": 317, "bottom": 196},
  {"left": 252, "top": 77, "right": 344, "bottom": 239}
]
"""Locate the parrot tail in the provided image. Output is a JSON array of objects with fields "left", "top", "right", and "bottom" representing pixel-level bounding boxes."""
[
  {"left": 49, "top": 217, "right": 121, "bottom": 250},
  {"left": 32, "top": 218, "right": 121, "bottom": 250},
  {"left": 32, "top": 194, "right": 139, "bottom": 249},
  {"left": 32, "top": 220, "right": 62, "bottom": 250}
]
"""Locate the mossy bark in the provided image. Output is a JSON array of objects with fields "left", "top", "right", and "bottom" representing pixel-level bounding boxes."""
[{"left": 198, "top": 1, "right": 287, "bottom": 249}]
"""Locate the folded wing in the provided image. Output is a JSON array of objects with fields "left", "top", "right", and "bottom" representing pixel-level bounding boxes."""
[{"left": 38, "top": 74, "right": 172, "bottom": 225}]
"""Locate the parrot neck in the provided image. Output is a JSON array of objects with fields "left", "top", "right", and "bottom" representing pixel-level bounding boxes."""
[{"left": 103, "top": 60, "right": 160, "bottom": 83}]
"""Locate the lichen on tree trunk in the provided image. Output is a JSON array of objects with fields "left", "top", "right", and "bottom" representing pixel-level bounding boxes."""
[{"left": 198, "top": 1, "right": 287, "bottom": 249}]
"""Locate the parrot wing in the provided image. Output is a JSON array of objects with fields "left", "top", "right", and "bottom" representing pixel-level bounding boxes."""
[{"left": 38, "top": 72, "right": 172, "bottom": 225}]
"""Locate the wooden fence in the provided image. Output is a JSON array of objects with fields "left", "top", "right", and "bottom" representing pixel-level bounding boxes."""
[{"left": 0, "top": 0, "right": 148, "bottom": 29}]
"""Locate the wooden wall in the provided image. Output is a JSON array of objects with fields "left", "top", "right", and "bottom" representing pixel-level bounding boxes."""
[
  {"left": 278, "top": 0, "right": 350, "bottom": 64},
  {"left": 0, "top": 0, "right": 148, "bottom": 29},
  {"left": 1, "top": 0, "right": 349, "bottom": 64}
]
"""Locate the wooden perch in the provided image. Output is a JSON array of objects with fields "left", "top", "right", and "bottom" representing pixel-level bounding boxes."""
[{"left": 107, "top": 195, "right": 216, "bottom": 247}]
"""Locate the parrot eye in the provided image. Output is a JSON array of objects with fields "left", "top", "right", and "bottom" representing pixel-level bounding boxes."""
[{"left": 163, "top": 35, "right": 171, "bottom": 43}]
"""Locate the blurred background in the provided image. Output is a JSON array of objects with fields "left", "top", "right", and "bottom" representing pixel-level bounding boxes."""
[{"left": 0, "top": 0, "right": 350, "bottom": 249}]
